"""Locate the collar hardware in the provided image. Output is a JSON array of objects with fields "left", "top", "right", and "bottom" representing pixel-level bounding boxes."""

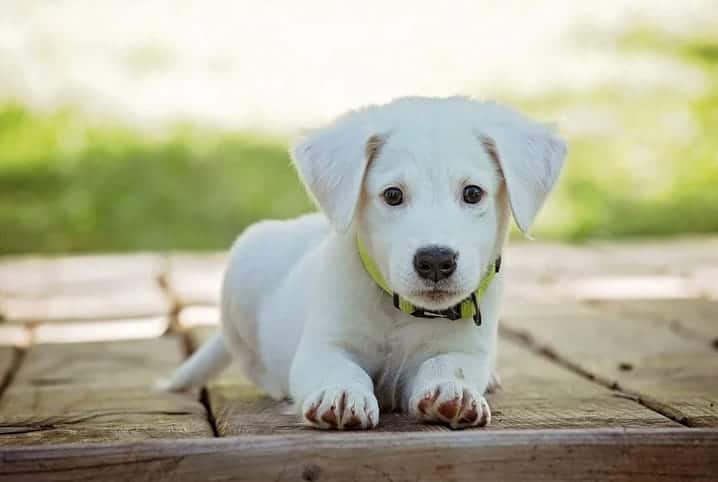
[{"left": 358, "top": 237, "right": 500, "bottom": 327}]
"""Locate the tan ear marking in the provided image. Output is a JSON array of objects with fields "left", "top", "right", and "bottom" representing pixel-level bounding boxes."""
[
  {"left": 478, "top": 135, "right": 500, "bottom": 164},
  {"left": 365, "top": 134, "right": 385, "bottom": 163}
]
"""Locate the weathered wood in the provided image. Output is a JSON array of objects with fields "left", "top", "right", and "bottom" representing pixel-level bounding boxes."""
[
  {"left": 489, "top": 340, "right": 678, "bottom": 429},
  {"left": 503, "top": 238, "right": 717, "bottom": 302},
  {"left": 0, "top": 240, "right": 715, "bottom": 479},
  {"left": 165, "top": 253, "right": 226, "bottom": 306},
  {"left": 188, "top": 326, "right": 676, "bottom": 435},
  {"left": 0, "top": 254, "right": 166, "bottom": 297},
  {"left": 585, "top": 298, "right": 718, "bottom": 344},
  {"left": 0, "top": 336, "right": 214, "bottom": 445},
  {"left": 0, "top": 346, "right": 17, "bottom": 395},
  {"left": 177, "top": 305, "right": 220, "bottom": 328},
  {"left": 0, "top": 280, "right": 171, "bottom": 323},
  {"left": 506, "top": 238, "right": 718, "bottom": 279},
  {"left": 11, "top": 336, "right": 184, "bottom": 387},
  {"left": 0, "top": 253, "right": 171, "bottom": 324},
  {"left": 31, "top": 316, "right": 169, "bottom": 344},
  {"left": 0, "top": 428, "right": 716, "bottom": 482},
  {"left": 693, "top": 265, "right": 718, "bottom": 299},
  {"left": 502, "top": 304, "right": 718, "bottom": 427},
  {"left": 0, "top": 325, "right": 30, "bottom": 347}
]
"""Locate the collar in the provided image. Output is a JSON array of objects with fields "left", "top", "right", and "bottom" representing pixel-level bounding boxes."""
[{"left": 356, "top": 237, "right": 501, "bottom": 326}]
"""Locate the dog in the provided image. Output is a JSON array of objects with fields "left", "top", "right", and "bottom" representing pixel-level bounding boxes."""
[{"left": 162, "top": 96, "right": 566, "bottom": 430}]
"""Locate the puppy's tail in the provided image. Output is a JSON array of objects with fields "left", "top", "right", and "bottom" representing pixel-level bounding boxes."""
[{"left": 156, "top": 332, "right": 232, "bottom": 392}]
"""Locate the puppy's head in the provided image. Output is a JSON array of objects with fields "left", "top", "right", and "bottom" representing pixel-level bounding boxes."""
[{"left": 292, "top": 97, "right": 566, "bottom": 311}]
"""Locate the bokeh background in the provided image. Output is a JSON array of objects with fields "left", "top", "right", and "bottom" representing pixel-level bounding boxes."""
[{"left": 1, "top": 1, "right": 717, "bottom": 254}]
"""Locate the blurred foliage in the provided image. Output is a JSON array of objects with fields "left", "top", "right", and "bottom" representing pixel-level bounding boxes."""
[
  {"left": 520, "top": 28, "right": 718, "bottom": 241},
  {"left": 0, "top": 110, "right": 313, "bottom": 253},
  {"left": 1, "top": 29, "right": 717, "bottom": 253}
]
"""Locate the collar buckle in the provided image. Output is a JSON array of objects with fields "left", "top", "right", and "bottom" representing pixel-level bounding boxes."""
[{"left": 411, "top": 303, "right": 463, "bottom": 321}]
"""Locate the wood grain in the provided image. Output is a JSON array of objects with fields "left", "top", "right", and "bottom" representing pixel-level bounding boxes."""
[
  {"left": 586, "top": 298, "right": 718, "bottom": 343},
  {"left": 189, "top": 325, "right": 677, "bottom": 435},
  {"left": 0, "top": 280, "right": 171, "bottom": 323},
  {"left": 503, "top": 238, "right": 718, "bottom": 303},
  {"left": 0, "top": 254, "right": 166, "bottom": 297},
  {"left": 0, "top": 336, "right": 214, "bottom": 445},
  {"left": 502, "top": 303, "right": 718, "bottom": 427},
  {"left": 0, "top": 345, "right": 18, "bottom": 394},
  {"left": 0, "top": 253, "right": 170, "bottom": 324},
  {"left": 177, "top": 305, "right": 220, "bottom": 328},
  {"left": 0, "top": 428, "right": 716, "bottom": 482},
  {"left": 31, "top": 316, "right": 169, "bottom": 344},
  {"left": 165, "top": 253, "right": 227, "bottom": 306}
]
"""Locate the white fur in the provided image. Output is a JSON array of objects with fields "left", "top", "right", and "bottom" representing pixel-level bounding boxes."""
[{"left": 163, "top": 96, "right": 566, "bottom": 430}]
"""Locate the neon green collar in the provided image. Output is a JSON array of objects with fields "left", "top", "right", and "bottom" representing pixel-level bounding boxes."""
[{"left": 357, "top": 237, "right": 501, "bottom": 326}]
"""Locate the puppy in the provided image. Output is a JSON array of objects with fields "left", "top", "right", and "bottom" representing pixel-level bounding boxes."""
[{"left": 163, "top": 96, "right": 566, "bottom": 430}]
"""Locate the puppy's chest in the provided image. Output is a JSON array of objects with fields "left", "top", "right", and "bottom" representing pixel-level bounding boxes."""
[{"left": 370, "top": 322, "right": 437, "bottom": 411}]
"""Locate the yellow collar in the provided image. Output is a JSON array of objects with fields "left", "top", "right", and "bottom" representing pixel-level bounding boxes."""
[{"left": 356, "top": 237, "right": 501, "bottom": 326}]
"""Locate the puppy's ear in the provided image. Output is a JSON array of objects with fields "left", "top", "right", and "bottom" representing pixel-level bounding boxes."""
[
  {"left": 291, "top": 114, "right": 383, "bottom": 233},
  {"left": 478, "top": 105, "right": 567, "bottom": 236}
]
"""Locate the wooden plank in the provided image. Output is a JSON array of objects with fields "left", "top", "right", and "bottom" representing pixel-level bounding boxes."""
[
  {"left": 0, "top": 280, "right": 171, "bottom": 323},
  {"left": 0, "top": 253, "right": 171, "bottom": 323},
  {"left": 506, "top": 238, "right": 718, "bottom": 279},
  {"left": 504, "top": 238, "right": 717, "bottom": 302},
  {"left": 693, "top": 266, "right": 718, "bottom": 299},
  {"left": 0, "top": 254, "right": 166, "bottom": 297},
  {"left": 177, "top": 306, "right": 220, "bottom": 328},
  {"left": 32, "top": 316, "right": 169, "bottom": 344},
  {"left": 0, "top": 336, "right": 214, "bottom": 445},
  {"left": 502, "top": 303, "right": 718, "bottom": 427},
  {"left": 0, "top": 325, "right": 31, "bottom": 347},
  {"left": 586, "top": 298, "right": 718, "bottom": 344},
  {"left": 0, "top": 345, "right": 17, "bottom": 396},
  {"left": 9, "top": 337, "right": 185, "bottom": 387},
  {"left": 189, "top": 326, "right": 676, "bottom": 435},
  {"left": 0, "top": 428, "right": 716, "bottom": 482},
  {"left": 490, "top": 340, "right": 678, "bottom": 429},
  {"left": 165, "top": 253, "right": 226, "bottom": 306}
]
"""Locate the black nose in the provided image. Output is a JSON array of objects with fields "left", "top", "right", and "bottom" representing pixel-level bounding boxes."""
[{"left": 413, "top": 246, "right": 458, "bottom": 282}]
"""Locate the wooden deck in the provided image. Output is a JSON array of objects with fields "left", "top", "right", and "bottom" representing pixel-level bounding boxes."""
[{"left": 1, "top": 239, "right": 717, "bottom": 481}]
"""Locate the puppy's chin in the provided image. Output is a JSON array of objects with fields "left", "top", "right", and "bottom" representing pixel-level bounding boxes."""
[{"left": 401, "top": 288, "right": 470, "bottom": 312}]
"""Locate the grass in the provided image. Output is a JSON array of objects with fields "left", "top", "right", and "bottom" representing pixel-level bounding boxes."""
[
  {"left": 1, "top": 29, "right": 717, "bottom": 254},
  {"left": 0, "top": 110, "right": 313, "bottom": 253}
]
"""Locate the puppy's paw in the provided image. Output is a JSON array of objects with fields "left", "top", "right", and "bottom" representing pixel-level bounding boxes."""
[
  {"left": 410, "top": 380, "right": 490, "bottom": 429},
  {"left": 301, "top": 385, "right": 379, "bottom": 430}
]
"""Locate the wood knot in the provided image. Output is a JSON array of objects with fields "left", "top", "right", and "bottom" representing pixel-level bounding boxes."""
[{"left": 302, "top": 464, "right": 321, "bottom": 481}]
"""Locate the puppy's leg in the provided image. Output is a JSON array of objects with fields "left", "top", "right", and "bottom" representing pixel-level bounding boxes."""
[
  {"left": 405, "top": 353, "right": 492, "bottom": 429},
  {"left": 157, "top": 332, "right": 232, "bottom": 392},
  {"left": 290, "top": 347, "right": 379, "bottom": 430}
]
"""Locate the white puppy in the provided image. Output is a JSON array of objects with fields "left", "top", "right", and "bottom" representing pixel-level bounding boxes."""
[{"left": 163, "top": 96, "right": 566, "bottom": 430}]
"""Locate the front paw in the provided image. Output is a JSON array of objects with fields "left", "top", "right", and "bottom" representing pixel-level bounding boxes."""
[
  {"left": 409, "top": 380, "right": 491, "bottom": 429},
  {"left": 301, "top": 385, "right": 379, "bottom": 430}
]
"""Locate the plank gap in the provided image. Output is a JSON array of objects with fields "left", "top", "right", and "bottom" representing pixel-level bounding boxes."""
[
  {"left": 200, "top": 388, "right": 220, "bottom": 437},
  {"left": 180, "top": 330, "right": 220, "bottom": 438},
  {"left": 156, "top": 257, "right": 182, "bottom": 334},
  {"left": 0, "top": 347, "right": 26, "bottom": 401},
  {"left": 500, "top": 325, "right": 693, "bottom": 428}
]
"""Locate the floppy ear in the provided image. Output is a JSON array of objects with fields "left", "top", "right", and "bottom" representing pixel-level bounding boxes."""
[
  {"left": 478, "top": 106, "right": 567, "bottom": 236},
  {"left": 291, "top": 113, "right": 383, "bottom": 233}
]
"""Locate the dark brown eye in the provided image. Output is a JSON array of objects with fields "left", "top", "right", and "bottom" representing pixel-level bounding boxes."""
[
  {"left": 463, "top": 185, "right": 484, "bottom": 204},
  {"left": 383, "top": 187, "right": 404, "bottom": 206}
]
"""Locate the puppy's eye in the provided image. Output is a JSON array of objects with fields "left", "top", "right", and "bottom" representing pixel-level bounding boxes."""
[
  {"left": 383, "top": 187, "right": 404, "bottom": 206},
  {"left": 463, "top": 185, "right": 484, "bottom": 204}
]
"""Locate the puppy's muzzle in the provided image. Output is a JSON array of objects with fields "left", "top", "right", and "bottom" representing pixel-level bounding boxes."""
[{"left": 413, "top": 246, "right": 457, "bottom": 282}]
